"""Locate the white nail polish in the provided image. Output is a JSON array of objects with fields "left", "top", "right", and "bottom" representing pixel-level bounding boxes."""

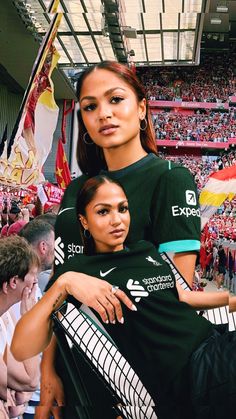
[
  {"left": 105, "top": 320, "right": 109, "bottom": 324},
  {"left": 131, "top": 304, "right": 137, "bottom": 311},
  {"left": 112, "top": 320, "right": 116, "bottom": 324},
  {"left": 119, "top": 317, "right": 124, "bottom": 324}
]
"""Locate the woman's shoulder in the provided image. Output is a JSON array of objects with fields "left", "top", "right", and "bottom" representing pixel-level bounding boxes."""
[
  {"left": 147, "top": 155, "right": 191, "bottom": 179},
  {"left": 60, "top": 174, "right": 89, "bottom": 206}
]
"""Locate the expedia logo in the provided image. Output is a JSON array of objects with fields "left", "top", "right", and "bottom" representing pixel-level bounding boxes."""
[
  {"left": 172, "top": 206, "right": 200, "bottom": 218},
  {"left": 185, "top": 190, "right": 197, "bottom": 206},
  {"left": 126, "top": 279, "right": 149, "bottom": 302},
  {"left": 55, "top": 236, "right": 65, "bottom": 265}
]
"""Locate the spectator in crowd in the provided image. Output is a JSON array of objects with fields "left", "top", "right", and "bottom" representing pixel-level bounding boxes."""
[
  {"left": 0, "top": 235, "right": 40, "bottom": 418},
  {"left": 18, "top": 219, "right": 55, "bottom": 418},
  {"left": 216, "top": 245, "right": 227, "bottom": 290},
  {"left": 229, "top": 249, "right": 234, "bottom": 283},
  {"left": 19, "top": 219, "right": 55, "bottom": 293},
  {"left": 7, "top": 219, "right": 28, "bottom": 236},
  {"left": 35, "top": 212, "right": 57, "bottom": 228}
]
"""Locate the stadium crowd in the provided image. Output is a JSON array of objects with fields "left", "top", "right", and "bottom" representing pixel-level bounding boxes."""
[
  {"left": 137, "top": 53, "right": 236, "bottom": 102},
  {"left": 161, "top": 150, "right": 236, "bottom": 191},
  {"left": 153, "top": 109, "right": 236, "bottom": 143}
]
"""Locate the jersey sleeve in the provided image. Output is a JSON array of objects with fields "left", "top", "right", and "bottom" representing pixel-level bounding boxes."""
[{"left": 151, "top": 166, "right": 201, "bottom": 253}]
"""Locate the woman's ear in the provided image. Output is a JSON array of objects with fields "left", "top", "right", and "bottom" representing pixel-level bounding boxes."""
[
  {"left": 139, "top": 98, "right": 146, "bottom": 119},
  {"left": 79, "top": 214, "right": 88, "bottom": 230}
]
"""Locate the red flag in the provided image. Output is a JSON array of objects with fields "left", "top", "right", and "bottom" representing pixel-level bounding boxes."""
[{"left": 55, "top": 139, "right": 71, "bottom": 189}]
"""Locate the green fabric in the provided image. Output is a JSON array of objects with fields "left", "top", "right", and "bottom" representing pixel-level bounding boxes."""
[
  {"left": 51, "top": 241, "right": 212, "bottom": 400},
  {"left": 54, "top": 154, "right": 200, "bottom": 268}
]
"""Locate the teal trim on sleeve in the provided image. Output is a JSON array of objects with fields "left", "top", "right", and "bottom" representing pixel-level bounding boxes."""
[
  {"left": 158, "top": 240, "right": 200, "bottom": 253},
  {"left": 168, "top": 160, "right": 171, "bottom": 170}
]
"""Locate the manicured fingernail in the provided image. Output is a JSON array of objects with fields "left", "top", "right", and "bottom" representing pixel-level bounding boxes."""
[
  {"left": 112, "top": 320, "right": 116, "bottom": 324},
  {"left": 119, "top": 317, "right": 124, "bottom": 324},
  {"left": 105, "top": 320, "right": 109, "bottom": 324},
  {"left": 131, "top": 304, "right": 137, "bottom": 311}
]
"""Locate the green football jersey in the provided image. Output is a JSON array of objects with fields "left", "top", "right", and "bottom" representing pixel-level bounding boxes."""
[
  {"left": 50, "top": 241, "right": 212, "bottom": 400},
  {"left": 54, "top": 154, "right": 200, "bottom": 268}
]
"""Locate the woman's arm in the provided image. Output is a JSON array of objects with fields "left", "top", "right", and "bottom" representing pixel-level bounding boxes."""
[
  {"left": 176, "top": 281, "right": 229, "bottom": 310},
  {"left": 229, "top": 295, "right": 236, "bottom": 313},
  {"left": 11, "top": 271, "right": 135, "bottom": 361},
  {"left": 173, "top": 252, "right": 197, "bottom": 287}
]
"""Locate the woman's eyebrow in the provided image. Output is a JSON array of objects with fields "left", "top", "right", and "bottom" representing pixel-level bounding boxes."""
[
  {"left": 80, "top": 87, "right": 126, "bottom": 103},
  {"left": 93, "top": 199, "right": 128, "bottom": 209}
]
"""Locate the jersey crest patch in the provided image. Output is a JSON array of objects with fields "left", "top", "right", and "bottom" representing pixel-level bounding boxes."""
[{"left": 145, "top": 256, "right": 162, "bottom": 267}]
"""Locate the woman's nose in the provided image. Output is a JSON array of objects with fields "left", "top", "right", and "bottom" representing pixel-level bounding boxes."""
[
  {"left": 98, "top": 103, "right": 112, "bottom": 120},
  {"left": 110, "top": 212, "right": 121, "bottom": 225}
]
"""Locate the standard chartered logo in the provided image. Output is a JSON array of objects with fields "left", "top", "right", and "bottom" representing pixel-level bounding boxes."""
[
  {"left": 55, "top": 236, "right": 65, "bottom": 265},
  {"left": 126, "top": 279, "right": 149, "bottom": 302},
  {"left": 172, "top": 205, "right": 200, "bottom": 218}
]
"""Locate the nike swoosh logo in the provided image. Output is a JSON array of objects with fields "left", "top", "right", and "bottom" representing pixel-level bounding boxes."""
[
  {"left": 58, "top": 207, "right": 74, "bottom": 216},
  {"left": 100, "top": 267, "right": 117, "bottom": 277}
]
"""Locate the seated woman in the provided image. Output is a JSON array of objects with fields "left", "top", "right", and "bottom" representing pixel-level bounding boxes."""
[{"left": 11, "top": 176, "right": 235, "bottom": 419}]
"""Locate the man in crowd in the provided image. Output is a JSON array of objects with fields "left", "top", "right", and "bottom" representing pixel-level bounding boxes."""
[
  {"left": 19, "top": 219, "right": 55, "bottom": 293},
  {"left": 0, "top": 235, "right": 40, "bottom": 418},
  {"left": 18, "top": 219, "right": 55, "bottom": 418}
]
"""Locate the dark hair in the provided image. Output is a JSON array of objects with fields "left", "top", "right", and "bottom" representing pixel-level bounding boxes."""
[
  {"left": 76, "top": 61, "right": 157, "bottom": 175},
  {"left": 0, "top": 235, "right": 40, "bottom": 288},
  {"left": 19, "top": 219, "right": 54, "bottom": 246},
  {"left": 76, "top": 175, "right": 127, "bottom": 255},
  {"left": 35, "top": 213, "right": 57, "bottom": 228}
]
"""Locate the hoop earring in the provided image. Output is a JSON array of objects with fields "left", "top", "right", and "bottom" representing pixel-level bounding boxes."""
[
  {"left": 140, "top": 118, "right": 147, "bottom": 131},
  {"left": 83, "top": 132, "right": 94, "bottom": 145},
  {"left": 84, "top": 229, "right": 91, "bottom": 239}
]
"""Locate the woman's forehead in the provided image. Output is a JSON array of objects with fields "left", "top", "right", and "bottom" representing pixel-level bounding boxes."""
[
  {"left": 88, "top": 183, "right": 127, "bottom": 204},
  {"left": 80, "top": 68, "right": 132, "bottom": 95}
]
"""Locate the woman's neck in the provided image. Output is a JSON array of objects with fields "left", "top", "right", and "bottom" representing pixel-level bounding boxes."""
[{"left": 104, "top": 142, "right": 148, "bottom": 172}]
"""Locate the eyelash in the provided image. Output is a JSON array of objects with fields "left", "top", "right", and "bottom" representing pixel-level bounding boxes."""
[
  {"left": 119, "top": 205, "right": 129, "bottom": 213},
  {"left": 97, "top": 209, "right": 108, "bottom": 215},
  {"left": 83, "top": 96, "right": 124, "bottom": 112},
  {"left": 97, "top": 205, "right": 129, "bottom": 216}
]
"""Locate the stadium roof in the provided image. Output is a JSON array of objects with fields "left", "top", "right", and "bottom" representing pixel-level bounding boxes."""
[{"left": 13, "top": 0, "right": 208, "bottom": 67}]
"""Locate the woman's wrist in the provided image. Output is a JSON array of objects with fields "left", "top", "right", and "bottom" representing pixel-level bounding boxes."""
[
  {"left": 60, "top": 271, "right": 85, "bottom": 296},
  {"left": 58, "top": 272, "right": 72, "bottom": 296},
  {"left": 51, "top": 276, "right": 68, "bottom": 310}
]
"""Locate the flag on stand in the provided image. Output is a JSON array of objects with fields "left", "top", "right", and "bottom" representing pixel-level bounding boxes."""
[
  {"left": 199, "top": 165, "right": 236, "bottom": 229},
  {"left": 0, "top": 12, "right": 62, "bottom": 187},
  {"left": 55, "top": 138, "right": 71, "bottom": 189}
]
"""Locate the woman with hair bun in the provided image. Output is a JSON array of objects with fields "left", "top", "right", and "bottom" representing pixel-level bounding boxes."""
[{"left": 12, "top": 176, "right": 233, "bottom": 419}]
